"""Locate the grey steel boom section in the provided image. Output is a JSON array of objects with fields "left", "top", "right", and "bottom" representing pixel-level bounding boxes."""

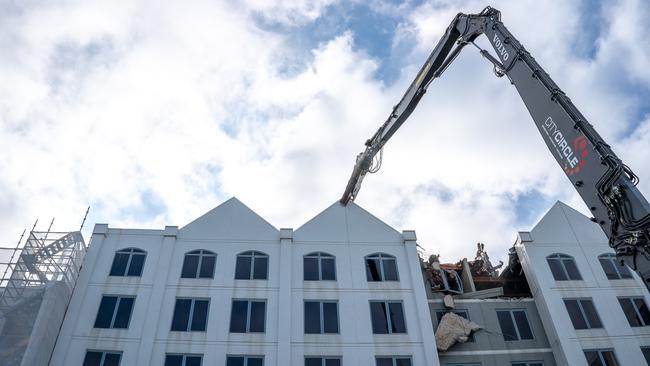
[{"left": 340, "top": 7, "right": 650, "bottom": 287}]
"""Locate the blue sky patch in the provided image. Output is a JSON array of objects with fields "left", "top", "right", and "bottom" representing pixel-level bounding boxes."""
[
  {"left": 118, "top": 189, "right": 167, "bottom": 222},
  {"left": 512, "top": 188, "right": 550, "bottom": 227},
  {"left": 572, "top": 0, "right": 606, "bottom": 61},
  {"left": 254, "top": 1, "right": 423, "bottom": 85}
]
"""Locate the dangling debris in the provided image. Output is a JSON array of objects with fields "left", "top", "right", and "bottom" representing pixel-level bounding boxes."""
[
  {"left": 422, "top": 254, "right": 464, "bottom": 294},
  {"left": 435, "top": 312, "right": 481, "bottom": 351},
  {"left": 471, "top": 242, "right": 504, "bottom": 277}
]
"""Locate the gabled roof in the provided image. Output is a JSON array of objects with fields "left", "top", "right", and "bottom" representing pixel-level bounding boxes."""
[
  {"left": 530, "top": 201, "right": 606, "bottom": 244},
  {"left": 179, "top": 197, "right": 278, "bottom": 240},
  {"left": 294, "top": 201, "right": 402, "bottom": 243}
]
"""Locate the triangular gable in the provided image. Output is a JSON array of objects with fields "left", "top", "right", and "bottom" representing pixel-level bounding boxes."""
[
  {"left": 294, "top": 201, "right": 402, "bottom": 243},
  {"left": 179, "top": 197, "right": 278, "bottom": 240},
  {"left": 530, "top": 201, "right": 605, "bottom": 244},
  {"left": 557, "top": 201, "right": 607, "bottom": 244},
  {"left": 530, "top": 201, "right": 577, "bottom": 244}
]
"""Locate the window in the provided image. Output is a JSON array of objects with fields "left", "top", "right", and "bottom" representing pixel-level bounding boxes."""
[
  {"left": 598, "top": 253, "right": 632, "bottom": 280},
  {"left": 370, "top": 301, "right": 406, "bottom": 334},
  {"left": 366, "top": 253, "right": 398, "bottom": 281},
  {"left": 618, "top": 297, "right": 650, "bottom": 327},
  {"left": 305, "top": 357, "right": 341, "bottom": 366},
  {"left": 563, "top": 299, "right": 603, "bottom": 329},
  {"left": 435, "top": 310, "right": 474, "bottom": 342},
  {"left": 641, "top": 347, "right": 650, "bottom": 364},
  {"left": 304, "top": 301, "right": 339, "bottom": 334},
  {"left": 235, "top": 251, "right": 268, "bottom": 280},
  {"left": 446, "top": 364, "right": 481, "bottom": 366},
  {"left": 165, "top": 354, "right": 203, "bottom": 366},
  {"left": 226, "top": 356, "right": 263, "bottom": 366},
  {"left": 230, "top": 299, "right": 266, "bottom": 333},
  {"left": 546, "top": 253, "right": 581, "bottom": 281},
  {"left": 496, "top": 309, "right": 533, "bottom": 341},
  {"left": 584, "top": 350, "right": 618, "bottom": 366},
  {"left": 171, "top": 298, "right": 209, "bottom": 331},
  {"left": 109, "top": 248, "right": 146, "bottom": 276},
  {"left": 512, "top": 362, "right": 543, "bottom": 366},
  {"left": 304, "top": 252, "right": 336, "bottom": 281},
  {"left": 94, "top": 296, "right": 134, "bottom": 329},
  {"left": 375, "top": 357, "right": 411, "bottom": 366},
  {"left": 181, "top": 250, "right": 216, "bottom": 279},
  {"left": 83, "top": 351, "right": 122, "bottom": 366}
]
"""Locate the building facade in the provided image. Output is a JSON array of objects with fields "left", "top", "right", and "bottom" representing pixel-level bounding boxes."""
[
  {"left": 516, "top": 201, "right": 650, "bottom": 366},
  {"left": 8, "top": 197, "right": 650, "bottom": 366},
  {"left": 49, "top": 198, "right": 439, "bottom": 366}
]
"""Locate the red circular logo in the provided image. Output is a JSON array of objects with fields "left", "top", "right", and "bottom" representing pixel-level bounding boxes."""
[{"left": 565, "top": 135, "right": 588, "bottom": 176}]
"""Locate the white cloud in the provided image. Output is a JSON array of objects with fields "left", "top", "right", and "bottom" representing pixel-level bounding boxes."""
[
  {"left": 241, "top": 0, "right": 337, "bottom": 25},
  {"left": 601, "top": 0, "right": 650, "bottom": 85},
  {"left": 0, "top": 0, "right": 648, "bottom": 267}
]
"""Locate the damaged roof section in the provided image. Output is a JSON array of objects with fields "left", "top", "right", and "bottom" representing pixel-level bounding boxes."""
[
  {"left": 422, "top": 242, "right": 539, "bottom": 354},
  {"left": 422, "top": 242, "right": 532, "bottom": 299}
]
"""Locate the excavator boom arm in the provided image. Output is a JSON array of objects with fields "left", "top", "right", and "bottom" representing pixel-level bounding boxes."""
[{"left": 340, "top": 7, "right": 650, "bottom": 287}]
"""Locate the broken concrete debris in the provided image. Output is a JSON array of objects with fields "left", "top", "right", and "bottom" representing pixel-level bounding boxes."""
[
  {"left": 435, "top": 312, "right": 481, "bottom": 351},
  {"left": 442, "top": 294, "right": 454, "bottom": 309}
]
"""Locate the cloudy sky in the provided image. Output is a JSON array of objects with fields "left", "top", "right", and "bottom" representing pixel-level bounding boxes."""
[{"left": 1, "top": 0, "right": 649, "bottom": 263}]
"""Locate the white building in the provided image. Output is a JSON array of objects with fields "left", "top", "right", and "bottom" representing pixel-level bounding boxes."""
[
  {"left": 50, "top": 197, "right": 439, "bottom": 366},
  {"left": 516, "top": 201, "right": 650, "bottom": 366}
]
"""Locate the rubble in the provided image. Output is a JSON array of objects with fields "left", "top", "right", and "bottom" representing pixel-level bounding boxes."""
[
  {"left": 422, "top": 242, "right": 531, "bottom": 298},
  {"left": 472, "top": 242, "right": 503, "bottom": 277},
  {"left": 435, "top": 312, "right": 481, "bottom": 351},
  {"left": 422, "top": 255, "right": 463, "bottom": 294}
]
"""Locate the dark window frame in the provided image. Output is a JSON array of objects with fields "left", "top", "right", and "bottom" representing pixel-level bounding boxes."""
[
  {"left": 164, "top": 353, "right": 203, "bottom": 366},
  {"left": 235, "top": 251, "right": 269, "bottom": 280},
  {"left": 83, "top": 350, "right": 122, "bottom": 366},
  {"left": 304, "top": 300, "right": 340, "bottom": 334},
  {"left": 365, "top": 253, "right": 399, "bottom": 282},
  {"left": 375, "top": 356, "right": 412, "bottom": 366},
  {"left": 109, "top": 248, "right": 146, "bottom": 277},
  {"left": 598, "top": 253, "right": 632, "bottom": 280},
  {"left": 170, "top": 297, "right": 210, "bottom": 332},
  {"left": 563, "top": 298, "right": 603, "bottom": 329},
  {"left": 226, "top": 355, "right": 264, "bottom": 366},
  {"left": 304, "top": 252, "right": 336, "bottom": 281},
  {"left": 546, "top": 253, "right": 582, "bottom": 281},
  {"left": 496, "top": 309, "right": 534, "bottom": 341},
  {"left": 369, "top": 301, "right": 407, "bottom": 334},
  {"left": 229, "top": 299, "right": 267, "bottom": 333},
  {"left": 93, "top": 295, "right": 135, "bottom": 329},
  {"left": 181, "top": 249, "right": 217, "bottom": 279},
  {"left": 304, "top": 357, "right": 342, "bottom": 366},
  {"left": 618, "top": 297, "right": 650, "bottom": 327},
  {"left": 583, "top": 349, "right": 619, "bottom": 366},
  {"left": 511, "top": 362, "right": 544, "bottom": 366}
]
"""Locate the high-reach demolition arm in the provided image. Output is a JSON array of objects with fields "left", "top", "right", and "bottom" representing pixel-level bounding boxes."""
[{"left": 340, "top": 7, "right": 650, "bottom": 287}]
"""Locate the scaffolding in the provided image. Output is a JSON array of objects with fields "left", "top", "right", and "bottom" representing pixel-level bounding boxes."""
[{"left": 0, "top": 229, "right": 86, "bottom": 366}]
